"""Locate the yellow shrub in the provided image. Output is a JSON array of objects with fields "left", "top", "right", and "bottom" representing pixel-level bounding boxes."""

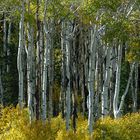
[
  {"left": 0, "top": 106, "right": 140, "bottom": 140},
  {"left": 94, "top": 113, "right": 140, "bottom": 140}
]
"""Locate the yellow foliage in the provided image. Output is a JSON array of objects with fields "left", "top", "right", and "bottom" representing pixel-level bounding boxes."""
[
  {"left": 94, "top": 113, "right": 140, "bottom": 140},
  {"left": 0, "top": 106, "right": 140, "bottom": 140}
]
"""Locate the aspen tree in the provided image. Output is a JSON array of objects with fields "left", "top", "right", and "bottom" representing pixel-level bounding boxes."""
[
  {"left": 17, "top": 1, "right": 25, "bottom": 109},
  {"left": 48, "top": 19, "right": 54, "bottom": 120},
  {"left": 60, "top": 21, "right": 66, "bottom": 118},
  {"left": 35, "top": 0, "right": 41, "bottom": 120},
  {"left": 88, "top": 25, "right": 97, "bottom": 133},
  {"left": 42, "top": 0, "right": 49, "bottom": 122},
  {"left": 101, "top": 46, "right": 111, "bottom": 117},
  {"left": 118, "top": 62, "right": 135, "bottom": 116},
  {"left": 113, "top": 44, "right": 122, "bottom": 118},
  {"left": 65, "top": 21, "right": 72, "bottom": 130},
  {"left": 26, "top": 24, "right": 35, "bottom": 122}
]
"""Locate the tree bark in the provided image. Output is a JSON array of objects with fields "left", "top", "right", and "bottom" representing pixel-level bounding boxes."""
[
  {"left": 133, "top": 63, "right": 138, "bottom": 112},
  {"left": 17, "top": 1, "right": 25, "bottom": 109},
  {"left": 0, "top": 69, "right": 3, "bottom": 106},
  {"left": 35, "top": 0, "right": 41, "bottom": 120},
  {"left": 101, "top": 46, "right": 111, "bottom": 118},
  {"left": 113, "top": 44, "right": 122, "bottom": 118},
  {"left": 65, "top": 21, "right": 72, "bottom": 131},
  {"left": 42, "top": 0, "right": 49, "bottom": 122},
  {"left": 26, "top": 23, "right": 35, "bottom": 122},
  {"left": 48, "top": 19, "right": 54, "bottom": 120},
  {"left": 118, "top": 62, "right": 135, "bottom": 116},
  {"left": 7, "top": 22, "right": 11, "bottom": 73},
  {"left": 88, "top": 25, "right": 97, "bottom": 134},
  {"left": 60, "top": 21, "right": 66, "bottom": 118}
]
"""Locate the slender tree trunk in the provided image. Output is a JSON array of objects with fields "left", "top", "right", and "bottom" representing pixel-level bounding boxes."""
[
  {"left": 65, "top": 21, "right": 72, "bottom": 131},
  {"left": 60, "top": 21, "right": 66, "bottom": 118},
  {"left": 7, "top": 22, "right": 11, "bottom": 73},
  {"left": 72, "top": 33, "right": 78, "bottom": 132},
  {"left": 88, "top": 25, "right": 97, "bottom": 134},
  {"left": 48, "top": 20, "right": 54, "bottom": 120},
  {"left": 101, "top": 46, "right": 111, "bottom": 118},
  {"left": 35, "top": 0, "right": 41, "bottom": 120},
  {"left": 94, "top": 46, "right": 101, "bottom": 120},
  {"left": 17, "top": 1, "right": 25, "bottom": 109},
  {"left": 72, "top": 80, "right": 78, "bottom": 132},
  {"left": 133, "top": 63, "right": 138, "bottom": 112},
  {"left": 80, "top": 30, "right": 87, "bottom": 117},
  {"left": 42, "top": 31, "right": 48, "bottom": 122},
  {"left": 0, "top": 13, "right": 7, "bottom": 106},
  {"left": 109, "top": 46, "right": 116, "bottom": 116},
  {"left": 26, "top": 23, "right": 35, "bottom": 122},
  {"left": 117, "top": 62, "right": 135, "bottom": 116},
  {"left": 40, "top": 23, "right": 44, "bottom": 88},
  {"left": 3, "top": 13, "right": 7, "bottom": 73},
  {"left": 0, "top": 69, "right": 3, "bottom": 106},
  {"left": 131, "top": 74, "right": 135, "bottom": 111},
  {"left": 42, "top": 0, "right": 49, "bottom": 122},
  {"left": 113, "top": 43, "right": 135, "bottom": 118},
  {"left": 113, "top": 44, "right": 122, "bottom": 118},
  {"left": 81, "top": 64, "right": 86, "bottom": 116}
]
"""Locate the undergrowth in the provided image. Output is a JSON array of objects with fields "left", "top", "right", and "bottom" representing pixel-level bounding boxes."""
[{"left": 0, "top": 106, "right": 140, "bottom": 140}]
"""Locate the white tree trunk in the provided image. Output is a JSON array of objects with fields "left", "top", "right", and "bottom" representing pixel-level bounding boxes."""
[
  {"left": 35, "top": 0, "right": 42, "bottom": 120},
  {"left": 42, "top": 33, "right": 48, "bottom": 122},
  {"left": 101, "top": 46, "right": 111, "bottom": 118},
  {"left": 113, "top": 44, "right": 122, "bottom": 118},
  {"left": 88, "top": 25, "right": 97, "bottom": 134},
  {"left": 118, "top": 62, "right": 135, "bottom": 116},
  {"left": 95, "top": 45, "right": 102, "bottom": 120},
  {"left": 109, "top": 46, "right": 116, "bottom": 115},
  {"left": 113, "top": 43, "right": 135, "bottom": 118},
  {"left": 26, "top": 23, "right": 35, "bottom": 122},
  {"left": 48, "top": 21, "right": 54, "bottom": 120},
  {"left": 65, "top": 21, "right": 72, "bottom": 131},
  {"left": 60, "top": 21, "right": 66, "bottom": 118},
  {"left": 17, "top": 1, "right": 25, "bottom": 109},
  {"left": 42, "top": 1, "right": 49, "bottom": 121}
]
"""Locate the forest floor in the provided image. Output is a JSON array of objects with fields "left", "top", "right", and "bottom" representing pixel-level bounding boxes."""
[{"left": 0, "top": 107, "right": 140, "bottom": 140}]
